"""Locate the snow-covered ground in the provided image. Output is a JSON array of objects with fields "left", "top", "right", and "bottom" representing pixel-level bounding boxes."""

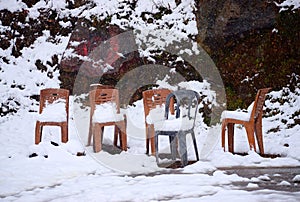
[
  {"left": 1, "top": 84, "right": 300, "bottom": 201},
  {"left": 1, "top": 0, "right": 300, "bottom": 201}
]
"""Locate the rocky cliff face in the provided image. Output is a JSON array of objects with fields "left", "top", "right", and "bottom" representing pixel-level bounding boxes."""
[
  {"left": 195, "top": 0, "right": 300, "bottom": 109},
  {"left": 196, "top": 0, "right": 277, "bottom": 49}
]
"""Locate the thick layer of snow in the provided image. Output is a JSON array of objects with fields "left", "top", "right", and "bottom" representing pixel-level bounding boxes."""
[
  {"left": 146, "top": 105, "right": 166, "bottom": 124},
  {"left": 0, "top": 0, "right": 26, "bottom": 12},
  {"left": 1, "top": 83, "right": 300, "bottom": 200},
  {"left": 153, "top": 117, "right": 194, "bottom": 131},
  {"left": 37, "top": 99, "right": 67, "bottom": 122},
  {"left": 221, "top": 102, "right": 253, "bottom": 121},
  {"left": 221, "top": 111, "right": 251, "bottom": 121},
  {"left": 93, "top": 102, "right": 124, "bottom": 123}
]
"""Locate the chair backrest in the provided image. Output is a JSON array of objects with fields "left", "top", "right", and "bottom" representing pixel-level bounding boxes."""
[
  {"left": 142, "top": 89, "right": 173, "bottom": 121},
  {"left": 249, "top": 88, "right": 271, "bottom": 122},
  {"left": 39, "top": 88, "right": 69, "bottom": 120},
  {"left": 89, "top": 88, "right": 120, "bottom": 118},
  {"left": 165, "top": 90, "right": 200, "bottom": 128}
]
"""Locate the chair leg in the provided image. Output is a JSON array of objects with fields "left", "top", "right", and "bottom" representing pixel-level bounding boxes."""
[
  {"left": 61, "top": 123, "right": 68, "bottom": 143},
  {"left": 113, "top": 125, "right": 118, "bottom": 147},
  {"left": 35, "top": 121, "right": 42, "bottom": 144},
  {"left": 169, "top": 135, "right": 177, "bottom": 161},
  {"left": 227, "top": 123, "right": 234, "bottom": 153},
  {"left": 255, "top": 119, "right": 264, "bottom": 155},
  {"left": 117, "top": 120, "right": 127, "bottom": 151},
  {"left": 145, "top": 123, "right": 152, "bottom": 155},
  {"left": 120, "top": 128, "right": 127, "bottom": 151},
  {"left": 122, "top": 115, "right": 127, "bottom": 151},
  {"left": 146, "top": 128, "right": 150, "bottom": 155},
  {"left": 93, "top": 124, "right": 103, "bottom": 153},
  {"left": 245, "top": 125, "right": 256, "bottom": 152},
  {"left": 178, "top": 132, "right": 188, "bottom": 167},
  {"left": 221, "top": 121, "right": 226, "bottom": 151},
  {"left": 149, "top": 124, "right": 156, "bottom": 155},
  {"left": 155, "top": 131, "right": 159, "bottom": 164},
  {"left": 191, "top": 131, "right": 199, "bottom": 161}
]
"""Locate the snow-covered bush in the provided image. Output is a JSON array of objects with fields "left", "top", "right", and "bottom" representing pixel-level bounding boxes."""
[
  {"left": 0, "top": 0, "right": 88, "bottom": 118},
  {"left": 264, "top": 74, "right": 300, "bottom": 132}
]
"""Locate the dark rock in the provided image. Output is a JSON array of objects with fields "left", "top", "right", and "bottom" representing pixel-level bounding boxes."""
[
  {"left": 196, "top": 0, "right": 277, "bottom": 49},
  {"left": 76, "top": 151, "right": 86, "bottom": 156},
  {"left": 29, "top": 153, "right": 38, "bottom": 158},
  {"left": 35, "top": 59, "right": 48, "bottom": 72},
  {"left": 51, "top": 141, "right": 59, "bottom": 146}
]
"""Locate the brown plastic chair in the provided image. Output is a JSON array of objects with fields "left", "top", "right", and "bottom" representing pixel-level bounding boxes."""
[
  {"left": 142, "top": 89, "right": 174, "bottom": 155},
  {"left": 35, "top": 88, "right": 69, "bottom": 144},
  {"left": 88, "top": 88, "right": 127, "bottom": 152},
  {"left": 221, "top": 88, "right": 271, "bottom": 154},
  {"left": 87, "top": 84, "right": 115, "bottom": 144}
]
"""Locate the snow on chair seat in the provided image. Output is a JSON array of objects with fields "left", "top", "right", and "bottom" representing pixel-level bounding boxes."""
[
  {"left": 92, "top": 102, "right": 125, "bottom": 123},
  {"left": 37, "top": 99, "right": 67, "bottom": 122},
  {"left": 147, "top": 106, "right": 189, "bottom": 131},
  {"left": 152, "top": 117, "right": 194, "bottom": 131},
  {"left": 35, "top": 88, "right": 69, "bottom": 144},
  {"left": 221, "top": 102, "right": 254, "bottom": 121}
]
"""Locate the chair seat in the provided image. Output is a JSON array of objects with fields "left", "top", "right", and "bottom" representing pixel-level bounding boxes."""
[
  {"left": 221, "top": 110, "right": 251, "bottom": 121},
  {"left": 221, "top": 102, "right": 254, "bottom": 121},
  {"left": 146, "top": 105, "right": 176, "bottom": 125},
  {"left": 145, "top": 106, "right": 165, "bottom": 124},
  {"left": 37, "top": 99, "right": 67, "bottom": 122},
  {"left": 153, "top": 118, "right": 194, "bottom": 131},
  {"left": 92, "top": 103, "right": 125, "bottom": 123}
]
